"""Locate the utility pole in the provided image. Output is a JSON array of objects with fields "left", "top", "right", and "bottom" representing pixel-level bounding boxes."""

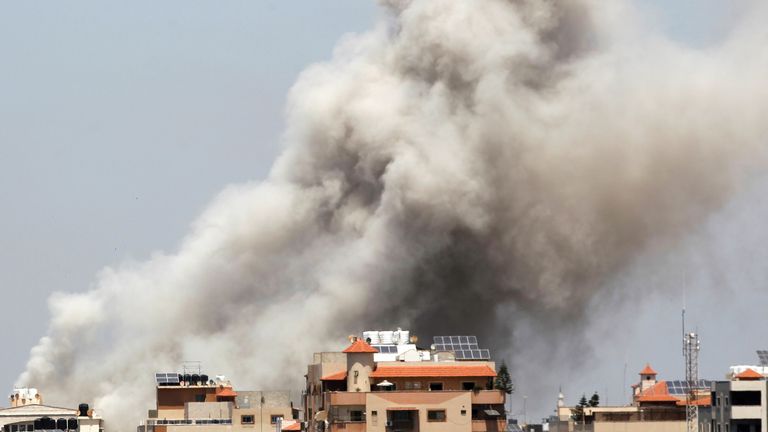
[{"left": 683, "top": 309, "right": 700, "bottom": 432}]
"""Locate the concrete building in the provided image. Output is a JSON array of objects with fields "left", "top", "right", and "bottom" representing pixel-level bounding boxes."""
[
  {"left": 705, "top": 368, "right": 767, "bottom": 432},
  {"left": 137, "top": 373, "right": 298, "bottom": 432},
  {"left": 550, "top": 364, "right": 711, "bottom": 432},
  {"left": 304, "top": 332, "right": 506, "bottom": 432},
  {"left": 1, "top": 389, "right": 103, "bottom": 432}
]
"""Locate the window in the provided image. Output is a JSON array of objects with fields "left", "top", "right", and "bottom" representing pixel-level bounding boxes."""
[
  {"left": 270, "top": 415, "right": 283, "bottom": 424},
  {"left": 427, "top": 410, "right": 446, "bottom": 422},
  {"left": 429, "top": 382, "right": 443, "bottom": 391},
  {"left": 354, "top": 370, "right": 359, "bottom": 385},
  {"left": 350, "top": 411, "right": 364, "bottom": 422},
  {"left": 712, "top": 392, "right": 717, "bottom": 406},
  {"left": 461, "top": 410, "right": 467, "bottom": 416},
  {"left": 731, "top": 391, "right": 761, "bottom": 406},
  {"left": 725, "top": 395, "right": 729, "bottom": 406},
  {"left": 241, "top": 416, "right": 254, "bottom": 425},
  {"left": 195, "top": 394, "right": 206, "bottom": 402},
  {"left": 462, "top": 382, "right": 476, "bottom": 391},
  {"left": 371, "top": 411, "right": 378, "bottom": 426}
]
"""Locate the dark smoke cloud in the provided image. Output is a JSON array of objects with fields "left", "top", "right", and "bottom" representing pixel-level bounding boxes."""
[{"left": 18, "top": 0, "right": 768, "bottom": 429}]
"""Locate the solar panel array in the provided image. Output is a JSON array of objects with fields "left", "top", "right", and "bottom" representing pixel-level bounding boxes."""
[
  {"left": 373, "top": 345, "right": 398, "bottom": 354},
  {"left": 757, "top": 350, "right": 768, "bottom": 366},
  {"left": 155, "top": 373, "right": 180, "bottom": 385},
  {"left": 433, "top": 336, "right": 490, "bottom": 360},
  {"left": 666, "top": 380, "right": 712, "bottom": 395}
]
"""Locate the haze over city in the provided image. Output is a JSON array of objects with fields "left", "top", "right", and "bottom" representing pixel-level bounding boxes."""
[{"left": 2, "top": 1, "right": 768, "bottom": 430}]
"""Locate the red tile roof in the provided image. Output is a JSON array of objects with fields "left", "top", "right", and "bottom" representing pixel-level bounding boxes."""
[
  {"left": 370, "top": 364, "right": 496, "bottom": 378},
  {"left": 735, "top": 369, "right": 764, "bottom": 380},
  {"left": 282, "top": 423, "right": 301, "bottom": 431},
  {"left": 321, "top": 371, "right": 347, "bottom": 381},
  {"left": 636, "top": 381, "right": 678, "bottom": 403},
  {"left": 343, "top": 339, "right": 379, "bottom": 353},
  {"left": 216, "top": 387, "right": 238, "bottom": 397},
  {"left": 639, "top": 364, "right": 658, "bottom": 375},
  {"left": 677, "top": 396, "right": 712, "bottom": 407}
]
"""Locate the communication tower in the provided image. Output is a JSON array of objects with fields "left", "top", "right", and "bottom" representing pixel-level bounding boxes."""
[{"left": 682, "top": 310, "right": 700, "bottom": 432}]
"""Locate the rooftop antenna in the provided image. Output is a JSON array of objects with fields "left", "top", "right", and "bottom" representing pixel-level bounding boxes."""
[{"left": 682, "top": 309, "right": 700, "bottom": 432}]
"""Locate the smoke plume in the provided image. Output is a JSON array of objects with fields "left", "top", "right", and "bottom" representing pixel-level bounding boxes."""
[{"left": 18, "top": 0, "right": 768, "bottom": 428}]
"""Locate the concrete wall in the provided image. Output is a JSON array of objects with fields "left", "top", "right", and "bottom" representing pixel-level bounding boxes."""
[
  {"left": 185, "top": 402, "right": 233, "bottom": 420},
  {"left": 346, "top": 353, "right": 374, "bottom": 393},
  {"left": 366, "top": 391, "right": 473, "bottom": 432},
  {"left": 593, "top": 421, "right": 685, "bottom": 432}
]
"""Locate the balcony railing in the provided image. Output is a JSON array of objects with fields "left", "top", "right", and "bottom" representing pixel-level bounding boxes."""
[{"left": 145, "top": 419, "right": 233, "bottom": 426}]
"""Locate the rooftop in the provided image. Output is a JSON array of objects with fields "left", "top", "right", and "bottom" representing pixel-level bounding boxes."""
[
  {"left": 734, "top": 368, "right": 764, "bottom": 380},
  {"left": 343, "top": 339, "right": 379, "bottom": 354},
  {"left": 370, "top": 364, "right": 496, "bottom": 378},
  {"left": 639, "top": 364, "right": 658, "bottom": 375}
]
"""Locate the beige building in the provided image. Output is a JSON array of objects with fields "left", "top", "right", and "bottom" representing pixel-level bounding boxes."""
[
  {"left": 1, "top": 390, "right": 103, "bottom": 432},
  {"left": 138, "top": 373, "right": 298, "bottom": 432},
  {"left": 551, "top": 364, "right": 710, "bottom": 432},
  {"left": 304, "top": 336, "right": 507, "bottom": 432}
]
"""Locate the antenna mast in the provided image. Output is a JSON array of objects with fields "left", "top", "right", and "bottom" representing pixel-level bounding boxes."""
[{"left": 683, "top": 309, "right": 700, "bottom": 432}]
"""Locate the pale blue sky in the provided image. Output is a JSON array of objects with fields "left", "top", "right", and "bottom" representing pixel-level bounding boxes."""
[{"left": 0, "top": 0, "right": 758, "bottom": 419}]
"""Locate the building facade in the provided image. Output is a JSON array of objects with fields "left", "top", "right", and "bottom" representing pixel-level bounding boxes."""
[
  {"left": 706, "top": 368, "right": 767, "bottom": 432},
  {"left": 304, "top": 333, "right": 506, "bottom": 432},
  {"left": 138, "top": 374, "right": 297, "bottom": 432},
  {"left": 1, "top": 390, "right": 103, "bottom": 432}
]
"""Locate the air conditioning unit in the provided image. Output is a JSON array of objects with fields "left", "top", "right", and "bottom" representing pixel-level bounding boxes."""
[{"left": 385, "top": 421, "right": 394, "bottom": 427}]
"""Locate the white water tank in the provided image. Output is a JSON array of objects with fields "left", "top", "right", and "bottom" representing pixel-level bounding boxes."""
[
  {"left": 379, "top": 331, "right": 394, "bottom": 344},
  {"left": 396, "top": 330, "right": 410, "bottom": 345},
  {"left": 363, "top": 331, "right": 380, "bottom": 344}
]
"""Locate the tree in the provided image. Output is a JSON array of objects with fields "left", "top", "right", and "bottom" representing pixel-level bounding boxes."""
[
  {"left": 494, "top": 361, "right": 514, "bottom": 394},
  {"left": 589, "top": 392, "right": 600, "bottom": 407},
  {"left": 571, "top": 394, "right": 588, "bottom": 421}
]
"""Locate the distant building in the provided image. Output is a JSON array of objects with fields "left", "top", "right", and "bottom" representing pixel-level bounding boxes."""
[
  {"left": 304, "top": 330, "right": 507, "bottom": 432},
  {"left": 137, "top": 372, "right": 298, "bottom": 432},
  {"left": 550, "top": 364, "right": 711, "bottom": 432},
  {"left": 1, "top": 389, "right": 103, "bottom": 432},
  {"left": 704, "top": 367, "right": 767, "bottom": 432}
]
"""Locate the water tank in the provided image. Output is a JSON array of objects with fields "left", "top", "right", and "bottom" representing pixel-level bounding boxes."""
[
  {"left": 393, "top": 330, "right": 409, "bottom": 345},
  {"left": 42, "top": 417, "right": 56, "bottom": 430},
  {"left": 363, "top": 331, "right": 380, "bottom": 345},
  {"left": 34, "top": 419, "right": 43, "bottom": 430},
  {"left": 56, "top": 418, "right": 68, "bottom": 430},
  {"left": 201, "top": 374, "right": 209, "bottom": 384},
  {"left": 78, "top": 404, "right": 89, "bottom": 417},
  {"left": 191, "top": 374, "right": 200, "bottom": 385},
  {"left": 67, "top": 419, "right": 78, "bottom": 430},
  {"left": 379, "top": 331, "right": 394, "bottom": 344},
  {"left": 183, "top": 374, "right": 192, "bottom": 384}
]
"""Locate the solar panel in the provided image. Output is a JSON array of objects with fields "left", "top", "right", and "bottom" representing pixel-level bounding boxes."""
[
  {"left": 373, "top": 345, "right": 398, "bottom": 353},
  {"left": 155, "top": 372, "right": 180, "bottom": 385},
  {"left": 666, "top": 379, "right": 712, "bottom": 395},
  {"left": 432, "top": 336, "right": 491, "bottom": 360}
]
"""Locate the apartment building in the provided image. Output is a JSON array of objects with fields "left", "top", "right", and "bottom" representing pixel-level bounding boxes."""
[
  {"left": 1, "top": 389, "right": 103, "bottom": 432},
  {"left": 304, "top": 331, "right": 506, "bottom": 432},
  {"left": 705, "top": 368, "right": 767, "bottom": 432},
  {"left": 137, "top": 373, "right": 298, "bottom": 432},
  {"left": 550, "top": 364, "right": 711, "bottom": 432}
]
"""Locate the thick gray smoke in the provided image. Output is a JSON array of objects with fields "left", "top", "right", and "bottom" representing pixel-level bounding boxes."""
[{"left": 18, "top": 0, "right": 768, "bottom": 429}]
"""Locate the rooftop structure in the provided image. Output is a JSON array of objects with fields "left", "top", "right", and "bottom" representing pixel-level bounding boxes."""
[
  {"left": 138, "top": 370, "right": 299, "bottom": 432},
  {"left": 304, "top": 331, "right": 506, "bottom": 432},
  {"left": 1, "top": 390, "right": 103, "bottom": 432}
]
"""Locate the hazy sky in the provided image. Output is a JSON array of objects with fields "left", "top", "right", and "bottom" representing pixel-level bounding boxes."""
[{"left": 0, "top": 0, "right": 762, "bottom": 421}]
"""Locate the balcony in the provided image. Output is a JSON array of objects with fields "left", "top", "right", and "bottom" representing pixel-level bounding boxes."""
[
  {"left": 329, "top": 392, "right": 366, "bottom": 405},
  {"left": 471, "top": 390, "right": 505, "bottom": 405},
  {"left": 471, "top": 419, "right": 507, "bottom": 432},
  {"left": 329, "top": 422, "right": 366, "bottom": 432}
]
